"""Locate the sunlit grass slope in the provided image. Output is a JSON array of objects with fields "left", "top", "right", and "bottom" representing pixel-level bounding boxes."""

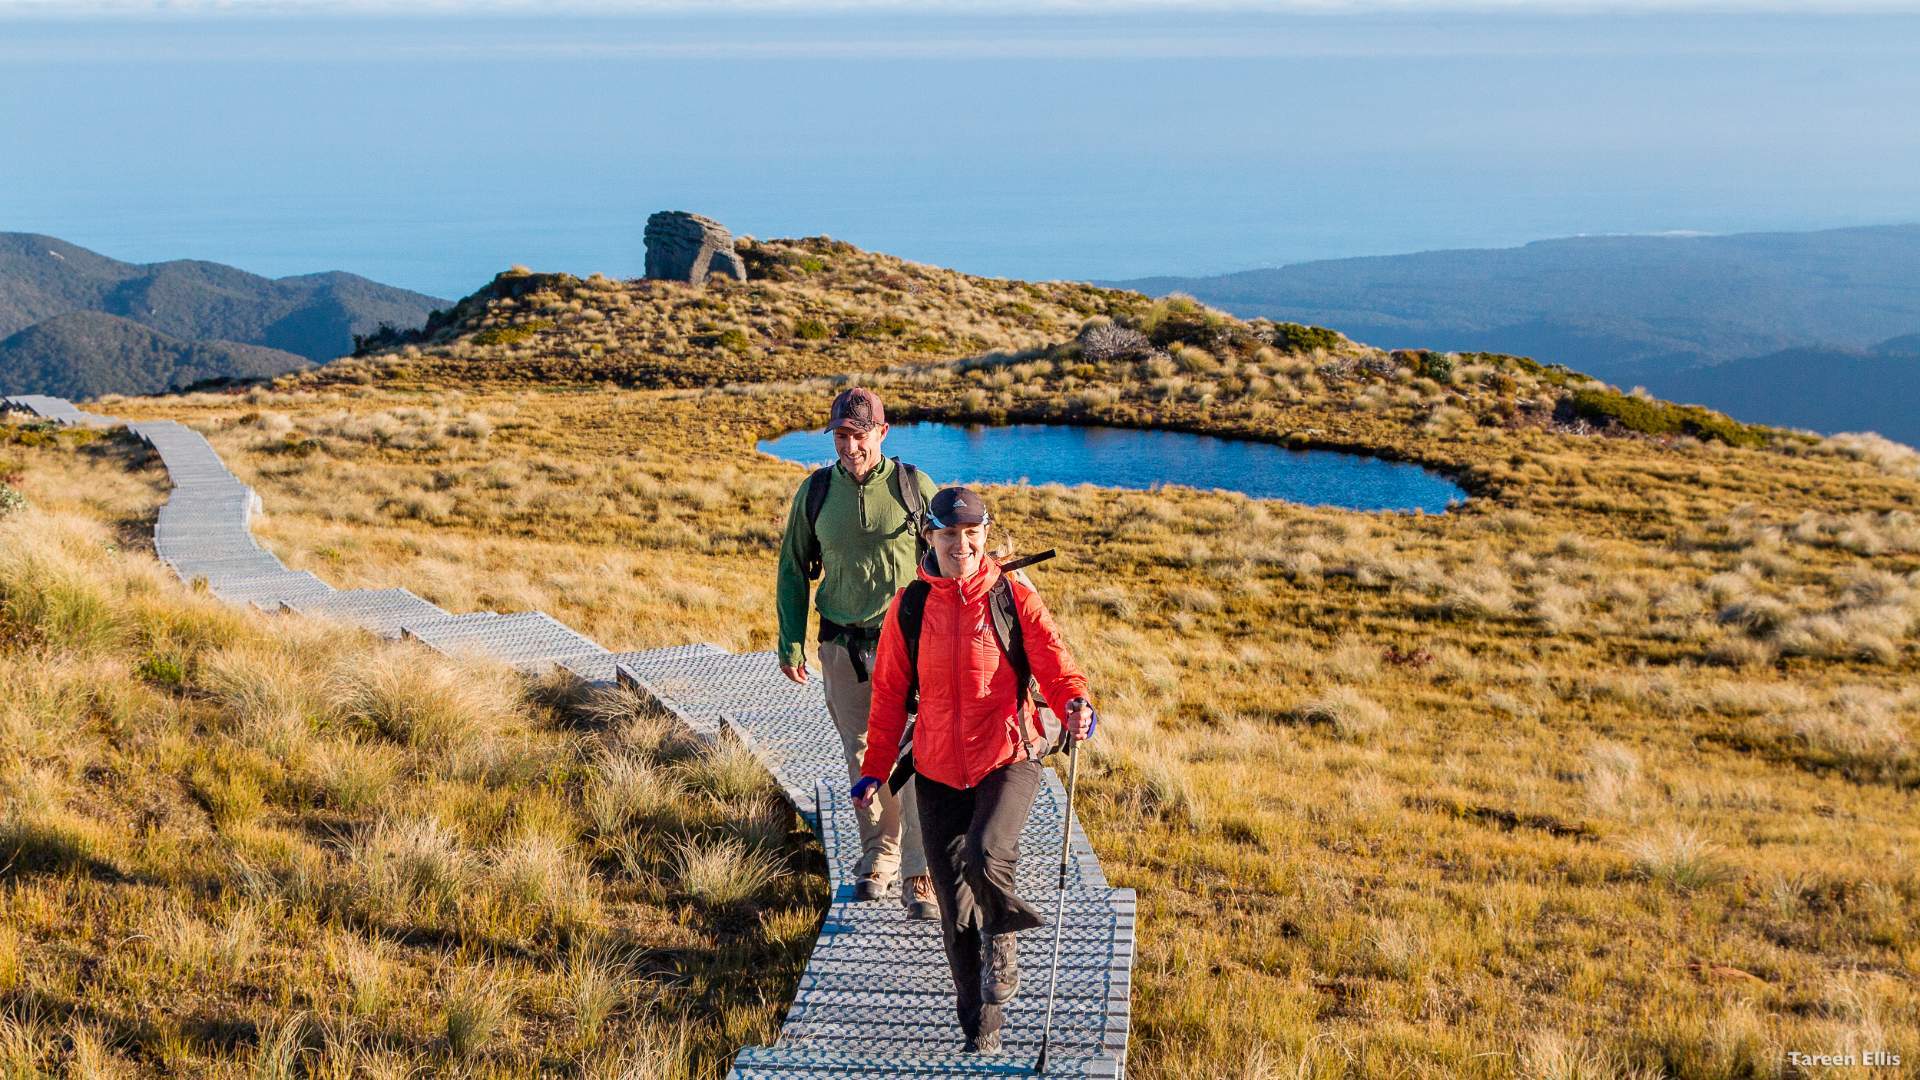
[
  {"left": 323, "top": 236, "right": 1139, "bottom": 390},
  {"left": 0, "top": 426, "right": 824, "bottom": 1078},
  {"left": 38, "top": 237, "right": 1920, "bottom": 1077}
]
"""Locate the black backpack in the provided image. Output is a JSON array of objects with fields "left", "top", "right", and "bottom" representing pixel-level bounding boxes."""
[{"left": 801, "top": 457, "right": 927, "bottom": 580}]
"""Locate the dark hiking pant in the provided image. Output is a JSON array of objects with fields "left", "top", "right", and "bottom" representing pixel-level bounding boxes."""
[{"left": 915, "top": 759, "right": 1045, "bottom": 1037}]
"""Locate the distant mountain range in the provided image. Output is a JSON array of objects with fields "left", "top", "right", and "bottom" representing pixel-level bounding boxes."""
[
  {"left": 1110, "top": 225, "right": 1920, "bottom": 445},
  {"left": 0, "top": 233, "right": 446, "bottom": 398}
]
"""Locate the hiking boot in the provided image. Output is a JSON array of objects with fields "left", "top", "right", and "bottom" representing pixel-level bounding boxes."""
[
  {"left": 964, "top": 1004, "right": 1004, "bottom": 1053},
  {"left": 981, "top": 931, "right": 1019, "bottom": 1004},
  {"left": 902, "top": 874, "right": 938, "bottom": 920},
  {"left": 853, "top": 872, "right": 892, "bottom": 902}
]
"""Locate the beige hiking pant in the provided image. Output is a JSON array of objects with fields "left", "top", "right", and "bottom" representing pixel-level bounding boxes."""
[{"left": 820, "top": 639, "right": 926, "bottom": 881}]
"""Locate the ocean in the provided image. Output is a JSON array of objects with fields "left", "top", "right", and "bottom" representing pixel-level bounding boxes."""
[{"left": 4, "top": 9, "right": 1918, "bottom": 300}]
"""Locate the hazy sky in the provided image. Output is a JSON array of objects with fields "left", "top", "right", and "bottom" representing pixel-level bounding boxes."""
[
  {"left": 4, "top": 5, "right": 1918, "bottom": 296},
  {"left": 6, "top": 1, "right": 1920, "bottom": 10}
]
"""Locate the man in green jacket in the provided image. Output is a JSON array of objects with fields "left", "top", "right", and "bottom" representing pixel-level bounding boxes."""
[{"left": 777, "top": 387, "right": 938, "bottom": 917}]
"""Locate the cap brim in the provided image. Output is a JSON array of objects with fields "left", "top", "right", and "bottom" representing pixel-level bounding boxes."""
[{"left": 825, "top": 420, "right": 878, "bottom": 434}]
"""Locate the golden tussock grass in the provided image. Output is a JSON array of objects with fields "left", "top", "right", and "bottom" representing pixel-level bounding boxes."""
[
  {"left": 22, "top": 248, "right": 1920, "bottom": 1076},
  {"left": 0, "top": 481, "right": 821, "bottom": 1077}
]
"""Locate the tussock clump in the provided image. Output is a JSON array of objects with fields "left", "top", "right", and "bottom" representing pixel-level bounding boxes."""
[
  {"left": 1519, "top": 1032, "right": 1665, "bottom": 1080},
  {"left": 1772, "top": 612, "right": 1902, "bottom": 664},
  {"left": 1078, "top": 586, "right": 1138, "bottom": 624},
  {"left": 1626, "top": 828, "right": 1735, "bottom": 891},
  {"left": 1582, "top": 742, "right": 1643, "bottom": 820},
  {"left": 250, "top": 1017, "right": 307, "bottom": 1080},
  {"left": 353, "top": 817, "right": 471, "bottom": 922},
  {"left": 1422, "top": 565, "right": 1516, "bottom": 620},
  {"left": 668, "top": 836, "right": 786, "bottom": 909},
  {"left": 565, "top": 942, "right": 629, "bottom": 1046},
  {"left": 1716, "top": 596, "right": 1792, "bottom": 637},
  {"left": 1167, "top": 584, "right": 1223, "bottom": 614},
  {"left": 677, "top": 738, "right": 776, "bottom": 803},
  {"left": 584, "top": 748, "right": 682, "bottom": 835},
  {"left": 330, "top": 648, "right": 524, "bottom": 754},
  {"left": 1105, "top": 746, "right": 1207, "bottom": 828},
  {"left": 1816, "top": 431, "right": 1920, "bottom": 478},
  {"left": 445, "top": 974, "right": 512, "bottom": 1061},
  {"left": 489, "top": 833, "right": 600, "bottom": 931},
  {"left": 1771, "top": 686, "right": 1917, "bottom": 785},
  {"left": 1296, "top": 688, "right": 1390, "bottom": 741},
  {"left": 1527, "top": 583, "right": 1586, "bottom": 634}
]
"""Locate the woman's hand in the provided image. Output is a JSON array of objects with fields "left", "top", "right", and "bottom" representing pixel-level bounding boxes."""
[
  {"left": 851, "top": 776, "right": 881, "bottom": 808},
  {"left": 1064, "top": 697, "right": 1098, "bottom": 742}
]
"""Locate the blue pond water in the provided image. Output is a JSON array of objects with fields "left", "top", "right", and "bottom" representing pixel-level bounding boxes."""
[{"left": 759, "top": 423, "right": 1467, "bottom": 512}]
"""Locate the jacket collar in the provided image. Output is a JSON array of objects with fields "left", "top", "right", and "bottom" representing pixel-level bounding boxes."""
[
  {"left": 835, "top": 455, "right": 892, "bottom": 487},
  {"left": 919, "top": 551, "right": 1001, "bottom": 605}
]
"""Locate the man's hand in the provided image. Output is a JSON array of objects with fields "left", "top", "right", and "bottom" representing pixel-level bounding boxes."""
[
  {"left": 1064, "top": 697, "right": 1098, "bottom": 742},
  {"left": 851, "top": 776, "right": 880, "bottom": 808},
  {"left": 780, "top": 661, "right": 810, "bottom": 685}
]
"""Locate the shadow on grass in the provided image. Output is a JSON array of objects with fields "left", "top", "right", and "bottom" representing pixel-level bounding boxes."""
[{"left": 0, "top": 823, "right": 129, "bottom": 884}]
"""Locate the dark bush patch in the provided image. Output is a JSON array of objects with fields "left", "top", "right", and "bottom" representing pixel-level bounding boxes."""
[
  {"left": 138, "top": 652, "right": 187, "bottom": 687},
  {"left": 1417, "top": 351, "right": 1455, "bottom": 381},
  {"left": 1565, "top": 388, "right": 1767, "bottom": 448},
  {"left": 1269, "top": 322, "right": 1345, "bottom": 354},
  {"left": 471, "top": 319, "right": 554, "bottom": 347},
  {"left": 837, "top": 315, "right": 914, "bottom": 340}
]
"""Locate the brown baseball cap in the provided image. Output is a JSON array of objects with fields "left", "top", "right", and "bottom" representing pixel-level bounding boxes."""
[{"left": 825, "top": 387, "right": 886, "bottom": 433}]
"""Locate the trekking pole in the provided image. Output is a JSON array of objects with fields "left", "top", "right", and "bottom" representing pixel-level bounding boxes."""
[{"left": 1034, "top": 727, "right": 1080, "bottom": 1076}]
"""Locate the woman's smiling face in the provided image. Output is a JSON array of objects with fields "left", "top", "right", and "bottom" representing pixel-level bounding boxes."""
[{"left": 930, "top": 522, "right": 990, "bottom": 579}]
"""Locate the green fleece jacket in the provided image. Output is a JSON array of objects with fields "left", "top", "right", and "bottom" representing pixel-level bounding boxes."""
[{"left": 776, "top": 457, "right": 937, "bottom": 667}]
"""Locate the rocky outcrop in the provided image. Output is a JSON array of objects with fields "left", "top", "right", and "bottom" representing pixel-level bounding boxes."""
[{"left": 643, "top": 211, "right": 747, "bottom": 284}]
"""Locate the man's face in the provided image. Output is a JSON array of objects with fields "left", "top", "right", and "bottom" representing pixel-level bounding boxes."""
[
  {"left": 930, "top": 522, "right": 990, "bottom": 579},
  {"left": 833, "top": 423, "right": 888, "bottom": 476}
]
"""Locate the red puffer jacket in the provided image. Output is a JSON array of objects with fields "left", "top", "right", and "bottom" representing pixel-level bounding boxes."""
[{"left": 862, "top": 558, "right": 1091, "bottom": 791}]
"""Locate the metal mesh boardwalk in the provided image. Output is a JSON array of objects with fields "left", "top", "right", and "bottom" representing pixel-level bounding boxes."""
[{"left": 16, "top": 398, "right": 1134, "bottom": 1078}]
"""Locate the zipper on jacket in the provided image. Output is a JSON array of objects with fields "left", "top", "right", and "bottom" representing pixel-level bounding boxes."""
[{"left": 951, "top": 588, "right": 972, "bottom": 786}]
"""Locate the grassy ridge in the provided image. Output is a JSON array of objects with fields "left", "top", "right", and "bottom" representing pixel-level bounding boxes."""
[
  {"left": 319, "top": 238, "right": 1137, "bottom": 391},
  {"left": 28, "top": 242, "right": 1920, "bottom": 1076}
]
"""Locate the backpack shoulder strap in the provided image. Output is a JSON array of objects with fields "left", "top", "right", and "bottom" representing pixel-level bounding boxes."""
[
  {"left": 893, "top": 458, "right": 925, "bottom": 517},
  {"left": 899, "top": 580, "right": 932, "bottom": 714},
  {"left": 893, "top": 458, "right": 930, "bottom": 562},
  {"left": 801, "top": 466, "right": 833, "bottom": 580},
  {"left": 987, "top": 575, "right": 1034, "bottom": 710}
]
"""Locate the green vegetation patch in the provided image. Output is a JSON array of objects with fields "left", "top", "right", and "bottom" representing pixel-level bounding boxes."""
[
  {"left": 1456, "top": 350, "right": 1580, "bottom": 386},
  {"left": 1269, "top": 321, "right": 1346, "bottom": 354},
  {"left": 471, "top": 319, "right": 554, "bottom": 347},
  {"left": 1568, "top": 387, "right": 1768, "bottom": 448},
  {"left": 837, "top": 315, "right": 915, "bottom": 340},
  {"left": 1409, "top": 350, "right": 1455, "bottom": 382}
]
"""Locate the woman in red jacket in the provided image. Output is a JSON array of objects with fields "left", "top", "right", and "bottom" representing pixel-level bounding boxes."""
[{"left": 853, "top": 486, "right": 1098, "bottom": 1053}]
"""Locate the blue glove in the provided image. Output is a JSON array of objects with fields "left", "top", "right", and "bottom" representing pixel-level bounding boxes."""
[
  {"left": 851, "top": 776, "right": 881, "bottom": 803},
  {"left": 1065, "top": 697, "right": 1097, "bottom": 740}
]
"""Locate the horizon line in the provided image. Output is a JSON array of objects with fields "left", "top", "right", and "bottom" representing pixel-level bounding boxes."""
[{"left": 8, "top": 0, "right": 1920, "bottom": 17}]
